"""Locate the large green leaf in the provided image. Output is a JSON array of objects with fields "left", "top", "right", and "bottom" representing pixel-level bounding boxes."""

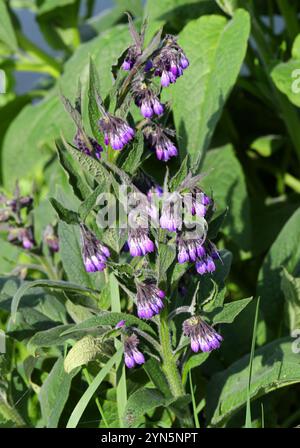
[
  {"left": 2, "top": 25, "right": 131, "bottom": 188},
  {"left": 123, "top": 387, "right": 167, "bottom": 427},
  {"left": 206, "top": 338, "right": 300, "bottom": 426},
  {"left": 0, "top": 1, "right": 18, "bottom": 51},
  {"left": 201, "top": 144, "right": 251, "bottom": 250},
  {"left": 168, "top": 10, "right": 250, "bottom": 168},
  {"left": 58, "top": 221, "right": 101, "bottom": 289},
  {"left": 39, "top": 356, "right": 76, "bottom": 428},
  {"left": 271, "top": 59, "right": 300, "bottom": 108},
  {"left": 257, "top": 207, "right": 300, "bottom": 331},
  {"left": 281, "top": 268, "right": 300, "bottom": 332}
]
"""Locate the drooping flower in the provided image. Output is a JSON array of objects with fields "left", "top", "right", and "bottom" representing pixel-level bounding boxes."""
[
  {"left": 124, "top": 334, "right": 145, "bottom": 368},
  {"left": 189, "top": 187, "right": 212, "bottom": 218},
  {"left": 132, "top": 78, "right": 164, "bottom": 118},
  {"left": 122, "top": 45, "right": 140, "bottom": 71},
  {"left": 127, "top": 227, "right": 155, "bottom": 257},
  {"left": 136, "top": 282, "right": 165, "bottom": 319},
  {"left": 152, "top": 35, "right": 189, "bottom": 87},
  {"left": 195, "top": 241, "right": 220, "bottom": 275},
  {"left": 8, "top": 227, "right": 35, "bottom": 250},
  {"left": 74, "top": 130, "right": 103, "bottom": 159},
  {"left": 160, "top": 194, "right": 182, "bottom": 232},
  {"left": 80, "top": 224, "right": 110, "bottom": 273},
  {"left": 177, "top": 237, "right": 205, "bottom": 264},
  {"left": 183, "top": 316, "right": 223, "bottom": 353},
  {"left": 99, "top": 114, "right": 134, "bottom": 150},
  {"left": 43, "top": 225, "right": 59, "bottom": 253},
  {"left": 144, "top": 125, "right": 178, "bottom": 162}
]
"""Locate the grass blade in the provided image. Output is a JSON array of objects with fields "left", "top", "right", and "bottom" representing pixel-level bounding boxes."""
[
  {"left": 189, "top": 371, "right": 200, "bottom": 428},
  {"left": 110, "top": 273, "right": 127, "bottom": 427},
  {"left": 66, "top": 348, "right": 122, "bottom": 428},
  {"left": 245, "top": 296, "right": 260, "bottom": 428}
]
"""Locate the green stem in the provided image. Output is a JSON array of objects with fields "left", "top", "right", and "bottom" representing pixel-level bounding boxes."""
[
  {"left": 159, "top": 309, "right": 184, "bottom": 398},
  {"left": 159, "top": 309, "right": 194, "bottom": 427}
]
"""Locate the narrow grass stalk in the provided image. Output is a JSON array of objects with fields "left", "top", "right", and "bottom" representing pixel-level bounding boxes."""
[
  {"left": 110, "top": 273, "right": 127, "bottom": 428},
  {"left": 66, "top": 348, "right": 122, "bottom": 428},
  {"left": 245, "top": 297, "right": 260, "bottom": 428},
  {"left": 189, "top": 371, "right": 200, "bottom": 428}
]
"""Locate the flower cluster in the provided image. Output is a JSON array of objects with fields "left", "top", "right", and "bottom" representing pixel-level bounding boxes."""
[
  {"left": 99, "top": 114, "right": 135, "bottom": 151},
  {"left": 123, "top": 333, "right": 145, "bottom": 368},
  {"left": 74, "top": 130, "right": 103, "bottom": 159},
  {"left": 127, "top": 227, "right": 155, "bottom": 257},
  {"left": 152, "top": 35, "right": 189, "bottom": 87},
  {"left": 183, "top": 316, "right": 223, "bottom": 353},
  {"left": 132, "top": 77, "right": 164, "bottom": 118},
  {"left": 136, "top": 281, "right": 165, "bottom": 319},
  {"left": 80, "top": 224, "right": 110, "bottom": 272},
  {"left": 0, "top": 186, "right": 59, "bottom": 256}
]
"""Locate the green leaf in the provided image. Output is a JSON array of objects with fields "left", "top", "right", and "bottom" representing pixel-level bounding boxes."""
[
  {"left": 61, "top": 312, "right": 155, "bottom": 337},
  {"left": 49, "top": 197, "right": 79, "bottom": 224},
  {"left": 56, "top": 139, "right": 91, "bottom": 201},
  {"left": 64, "top": 335, "right": 109, "bottom": 373},
  {"left": 58, "top": 221, "right": 101, "bottom": 289},
  {"left": 169, "top": 10, "right": 250, "bottom": 168},
  {"left": 207, "top": 208, "right": 228, "bottom": 240},
  {"left": 2, "top": 96, "right": 74, "bottom": 189},
  {"left": 271, "top": 59, "right": 300, "bottom": 108},
  {"left": 78, "top": 182, "right": 106, "bottom": 221},
  {"left": 119, "top": 130, "right": 144, "bottom": 175},
  {"left": 88, "top": 57, "right": 104, "bottom": 144},
  {"left": 250, "top": 134, "right": 284, "bottom": 157},
  {"left": 64, "top": 139, "right": 111, "bottom": 184},
  {"left": 156, "top": 241, "right": 176, "bottom": 285},
  {"left": 123, "top": 387, "right": 167, "bottom": 427},
  {"left": 10, "top": 279, "right": 96, "bottom": 323},
  {"left": 2, "top": 25, "right": 131, "bottom": 188},
  {"left": 182, "top": 352, "right": 210, "bottom": 385},
  {"left": 27, "top": 324, "right": 76, "bottom": 351},
  {"left": 201, "top": 144, "right": 251, "bottom": 250},
  {"left": 169, "top": 156, "right": 189, "bottom": 191},
  {"left": 281, "top": 268, "right": 300, "bottom": 332},
  {"left": 257, "top": 208, "right": 300, "bottom": 332},
  {"left": 143, "top": 358, "right": 172, "bottom": 398},
  {"left": 207, "top": 297, "right": 253, "bottom": 325},
  {"left": 206, "top": 337, "right": 300, "bottom": 426},
  {"left": 39, "top": 356, "right": 76, "bottom": 428},
  {"left": 0, "top": 1, "right": 18, "bottom": 51}
]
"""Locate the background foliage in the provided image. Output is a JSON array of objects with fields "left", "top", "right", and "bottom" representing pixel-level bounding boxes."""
[{"left": 1, "top": 0, "right": 300, "bottom": 428}]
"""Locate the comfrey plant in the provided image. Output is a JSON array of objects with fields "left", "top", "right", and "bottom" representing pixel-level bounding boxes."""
[{"left": 42, "top": 16, "right": 252, "bottom": 428}]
